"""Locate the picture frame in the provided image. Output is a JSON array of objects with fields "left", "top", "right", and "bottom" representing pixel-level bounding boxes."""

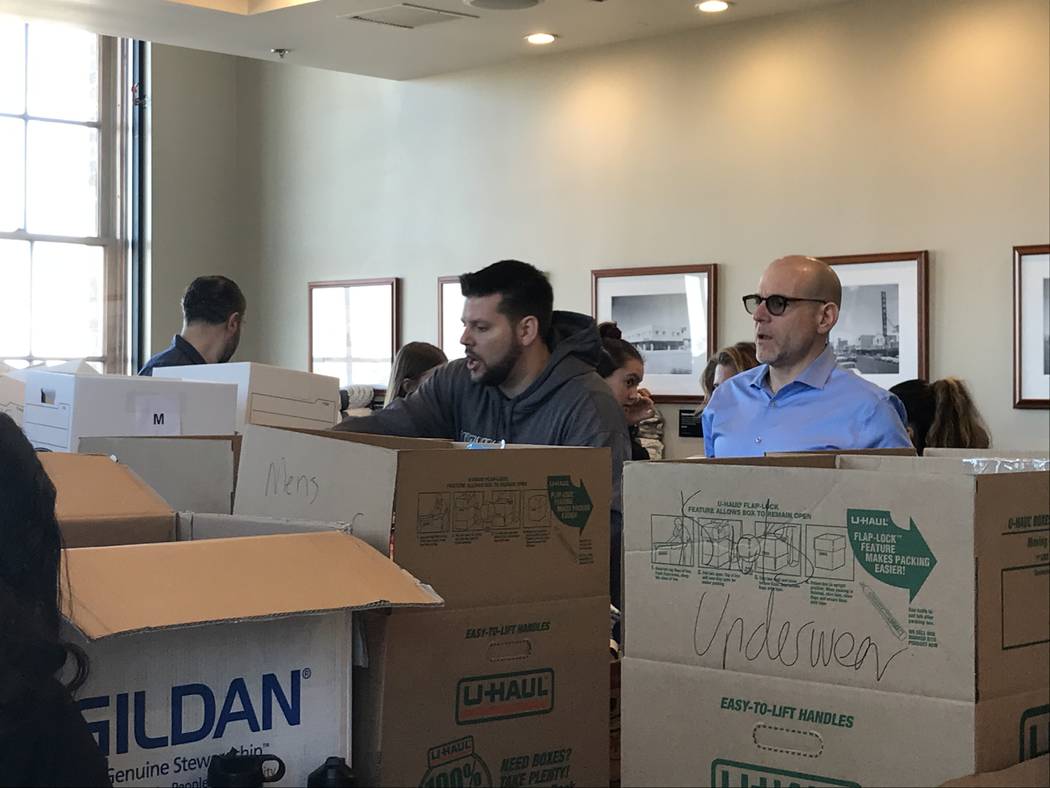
[
  {"left": 821, "top": 251, "right": 929, "bottom": 389},
  {"left": 437, "top": 275, "right": 466, "bottom": 361},
  {"left": 308, "top": 278, "right": 400, "bottom": 389},
  {"left": 1014, "top": 244, "right": 1050, "bottom": 409},
  {"left": 592, "top": 264, "right": 718, "bottom": 403}
]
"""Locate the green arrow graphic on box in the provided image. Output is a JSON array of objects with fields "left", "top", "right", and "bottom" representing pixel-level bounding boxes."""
[
  {"left": 847, "top": 508, "right": 937, "bottom": 601},
  {"left": 546, "top": 475, "right": 593, "bottom": 531}
]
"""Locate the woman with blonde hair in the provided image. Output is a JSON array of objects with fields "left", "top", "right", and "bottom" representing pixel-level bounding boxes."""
[
  {"left": 702, "top": 341, "right": 759, "bottom": 400},
  {"left": 889, "top": 377, "right": 990, "bottom": 454},
  {"left": 384, "top": 342, "right": 448, "bottom": 407}
]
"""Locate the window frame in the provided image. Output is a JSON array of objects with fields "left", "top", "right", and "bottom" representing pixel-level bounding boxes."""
[{"left": 0, "top": 25, "right": 128, "bottom": 373}]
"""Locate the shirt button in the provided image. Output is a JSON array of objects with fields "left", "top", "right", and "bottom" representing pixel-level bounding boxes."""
[{"left": 755, "top": 437, "right": 763, "bottom": 444}]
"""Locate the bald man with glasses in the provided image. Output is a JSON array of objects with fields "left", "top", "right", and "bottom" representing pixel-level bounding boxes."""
[{"left": 702, "top": 255, "right": 912, "bottom": 458}]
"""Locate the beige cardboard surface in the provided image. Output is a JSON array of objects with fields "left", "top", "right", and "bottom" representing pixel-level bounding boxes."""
[
  {"left": 234, "top": 425, "right": 400, "bottom": 541},
  {"left": 61, "top": 531, "right": 442, "bottom": 639},
  {"left": 625, "top": 461, "right": 983, "bottom": 698},
  {"left": 23, "top": 370, "right": 238, "bottom": 451},
  {"left": 40, "top": 453, "right": 175, "bottom": 547},
  {"left": 927, "top": 448, "right": 1050, "bottom": 460},
  {"left": 940, "top": 755, "right": 1049, "bottom": 788},
  {"left": 622, "top": 657, "right": 976, "bottom": 788},
  {"left": 78, "top": 435, "right": 239, "bottom": 515},
  {"left": 389, "top": 446, "right": 610, "bottom": 609},
  {"left": 355, "top": 596, "right": 609, "bottom": 788},
  {"left": 0, "top": 371, "right": 24, "bottom": 426},
  {"left": 154, "top": 362, "right": 340, "bottom": 431}
]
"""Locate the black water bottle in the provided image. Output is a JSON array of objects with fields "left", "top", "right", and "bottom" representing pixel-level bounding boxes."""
[{"left": 307, "top": 756, "right": 355, "bottom": 787}]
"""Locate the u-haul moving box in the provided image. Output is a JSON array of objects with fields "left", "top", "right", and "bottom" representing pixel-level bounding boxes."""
[
  {"left": 621, "top": 455, "right": 1050, "bottom": 787},
  {"left": 22, "top": 370, "right": 237, "bottom": 451},
  {"left": 232, "top": 425, "right": 612, "bottom": 788},
  {"left": 78, "top": 435, "right": 241, "bottom": 515},
  {"left": 63, "top": 531, "right": 442, "bottom": 788},
  {"left": 154, "top": 363, "right": 340, "bottom": 431},
  {"left": 41, "top": 453, "right": 175, "bottom": 547}
]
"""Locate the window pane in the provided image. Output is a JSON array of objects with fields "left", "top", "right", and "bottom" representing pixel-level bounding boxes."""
[
  {"left": 0, "top": 116, "right": 24, "bottom": 232},
  {"left": 26, "top": 23, "right": 98, "bottom": 122},
  {"left": 31, "top": 242, "right": 104, "bottom": 358},
  {"left": 0, "top": 19, "right": 25, "bottom": 115},
  {"left": 0, "top": 239, "right": 31, "bottom": 356},
  {"left": 26, "top": 120, "right": 98, "bottom": 236}
]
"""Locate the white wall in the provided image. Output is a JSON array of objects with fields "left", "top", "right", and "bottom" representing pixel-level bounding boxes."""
[
  {"left": 157, "top": 0, "right": 1049, "bottom": 452},
  {"left": 150, "top": 44, "right": 258, "bottom": 362}
]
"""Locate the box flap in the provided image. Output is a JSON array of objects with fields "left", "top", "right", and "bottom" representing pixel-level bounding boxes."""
[
  {"left": 41, "top": 453, "right": 173, "bottom": 520},
  {"left": 176, "top": 511, "right": 353, "bottom": 540},
  {"left": 62, "top": 531, "right": 443, "bottom": 640},
  {"left": 77, "top": 435, "right": 239, "bottom": 514}
]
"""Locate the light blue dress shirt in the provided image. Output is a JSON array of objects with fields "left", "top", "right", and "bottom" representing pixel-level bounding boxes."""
[{"left": 701, "top": 345, "right": 913, "bottom": 458}]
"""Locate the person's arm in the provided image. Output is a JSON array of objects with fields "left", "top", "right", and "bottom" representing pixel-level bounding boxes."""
[
  {"left": 701, "top": 405, "right": 717, "bottom": 458},
  {"left": 861, "top": 394, "right": 914, "bottom": 450},
  {"left": 333, "top": 363, "right": 456, "bottom": 439}
]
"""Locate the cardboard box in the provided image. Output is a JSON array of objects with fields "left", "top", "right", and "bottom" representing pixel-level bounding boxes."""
[
  {"left": 154, "top": 362, "right": 340, "bottom": 431},
  {"left": 63, "top": 531, "right": 443, "bottom": 788},
  {"left": 623, "top": 659, "right": 1049, "bottom": 788},
  {"left": 22, "top": 369, "right": 237, "bottom": 451},
  {"left": 622, "top": 456, "right": 1050, "bottom": 785},
  {"left": 0, "top": 365, "right": 23, "bottom": 426},
  {"left": 40, "top": 453, "right": 175, "bottom": 547},
  {"left": 230, "top": 425, "right": 612, "bottom": 787},
  {"left": 926, "top": 447, "right": 1050, "bottom": 460},
  {"left": 78, "top": 435, "right": 240, "bottom": 515}
]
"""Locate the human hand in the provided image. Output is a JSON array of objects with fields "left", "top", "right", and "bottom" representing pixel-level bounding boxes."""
[{"left": 624, "top": 388, "right": 655, "bottom": 426}]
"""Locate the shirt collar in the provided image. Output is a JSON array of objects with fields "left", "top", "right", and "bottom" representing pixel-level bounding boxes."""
[
  {"left": 748, "top": 344, "right": 837, "bottom": 392},
  {"left": 173, "top": 334, "right": 207, "bottom": 365}
]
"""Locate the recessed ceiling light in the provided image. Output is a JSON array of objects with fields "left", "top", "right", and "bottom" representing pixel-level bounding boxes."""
[
  {"left": 525, "top": 32, "right": 557, "bottom": 45},
  {"left": 696, "top": 0, "right": 731, "bottom": 12}
]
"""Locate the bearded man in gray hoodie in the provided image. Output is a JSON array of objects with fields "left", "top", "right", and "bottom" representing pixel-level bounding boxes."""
[{"left": 334, "top": 259, "right": 631, "bottom": 608}]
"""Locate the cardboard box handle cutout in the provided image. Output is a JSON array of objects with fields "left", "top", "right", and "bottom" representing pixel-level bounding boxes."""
[
  {"left": 753, "top": 724, "right": 824, "bottom": 758},
  {"left": 488, "top": 639, "right": 533, "bottom": 662}
]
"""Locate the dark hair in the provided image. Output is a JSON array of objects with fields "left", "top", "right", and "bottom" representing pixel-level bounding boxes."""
[
  {"left": 0, "top": 414, "right": 88, "bottom": 727},
  {"left": 890, "top": 377, "right": 990, "bottom": 454},
  {"left": 384, "top": 342, "right": 448, "bottom": 407},
  {"left": 182, "top": 276, "right": 246, "bottom": 325},
  {"left": 597, "top": 322, "right": 643, "bottom": 378},
  {"left": 702, "top": 342, "right": 759, "bottom": 398},
  {"left": 459, "top": 260, "right": 553, "bottom": 339}
]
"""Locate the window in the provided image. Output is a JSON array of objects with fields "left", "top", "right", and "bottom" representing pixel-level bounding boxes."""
[{"left": 0, "top": 20, "right": 128, "bottom": 373}]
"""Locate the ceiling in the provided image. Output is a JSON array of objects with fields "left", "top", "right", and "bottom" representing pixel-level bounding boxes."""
[{"left": 0, "top": 0, "right": 847, "bottom": 81}]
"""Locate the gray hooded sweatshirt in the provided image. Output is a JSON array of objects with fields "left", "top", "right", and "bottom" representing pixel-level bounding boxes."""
[{"left": 334, "top": 310, "right": 631, "bottom": 515}]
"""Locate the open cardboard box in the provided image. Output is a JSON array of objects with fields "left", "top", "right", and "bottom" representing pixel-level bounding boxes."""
[
  {"left": 154, "top": 362, "right": 340, "bottom": 431},
  {"left": 229, "top": 425, "right": 613, "bottom": 787},
  {"left": 41, "top": 453, "right": 175, "bottom": 547},
  {"left": 23, "top": 369, "right": 237, "bottom": 452},
  {"left": 63, "top": 531, "right": 442, "bottom": 787},
  {"left": 621, "top": 453, "right": 1049, "bottom": 786}
]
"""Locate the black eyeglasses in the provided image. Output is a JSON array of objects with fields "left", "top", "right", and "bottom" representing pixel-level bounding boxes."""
[{"left": 742, "top": 293, "right": 828, "bottom": 316}]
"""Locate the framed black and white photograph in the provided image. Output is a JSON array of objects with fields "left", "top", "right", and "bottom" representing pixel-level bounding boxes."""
[
  {"left": 592, "top": 264, "right": 717, "bottom": 402},
  {"left": 438, "top": 275, "right": 466, "bottom": 361},
  {"left": 822, "top": 251, "right": 929, "bottom": 390},
  {"left": 308, "top": 278, "right": 400, "bottom": 389},
  {"left": 1014, "top": 244, "right": 1050, "bottom": 408}
]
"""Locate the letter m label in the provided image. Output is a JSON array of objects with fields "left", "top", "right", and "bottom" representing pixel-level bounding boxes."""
[{"left": 153, "top": 413, "right": 165, "bottom": 426}]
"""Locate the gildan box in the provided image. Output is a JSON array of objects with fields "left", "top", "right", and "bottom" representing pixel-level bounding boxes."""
[
  {"left": 230, "top": 425, "right": 612, "bottom": 787},
  {"left": 623, "top": 659, "right": 1049, "bottom": 788},
  {"left": 154, "top": 363, "right": 340, "bottom": 431},
  {"left": 622, "top": 456, "right": 1049, "bottom": 785},
  {"left": 22, "top": 369, "right": 237, "bottom": 452},
  {"left": 40, "top": 453, "right": 175, "bottom": 547},
  {"left": 79, "top": 435, "right": 241, "bottom": 515},
  {"left": 63, "top": 531, "right": 442, "bottom": 788}
]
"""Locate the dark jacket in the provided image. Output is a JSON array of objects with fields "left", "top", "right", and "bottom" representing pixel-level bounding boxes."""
[
  {"left": 335, "top": 311, "right": 631, "bottom": 513},
  {"left": 0, "top": 675, "right": 110, "bottom": 787},
  {"left": 138, "top": 335, "right": 206, "bottom": 376}
]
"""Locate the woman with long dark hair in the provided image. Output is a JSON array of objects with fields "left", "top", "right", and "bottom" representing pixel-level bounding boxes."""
[{"left": 0, "top": 413, "right": 110, "bottom": 786}]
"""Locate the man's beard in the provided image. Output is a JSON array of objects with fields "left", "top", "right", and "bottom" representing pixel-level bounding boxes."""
[{"left": 475, "top": 339, "right": 523, "bottom": 387}]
